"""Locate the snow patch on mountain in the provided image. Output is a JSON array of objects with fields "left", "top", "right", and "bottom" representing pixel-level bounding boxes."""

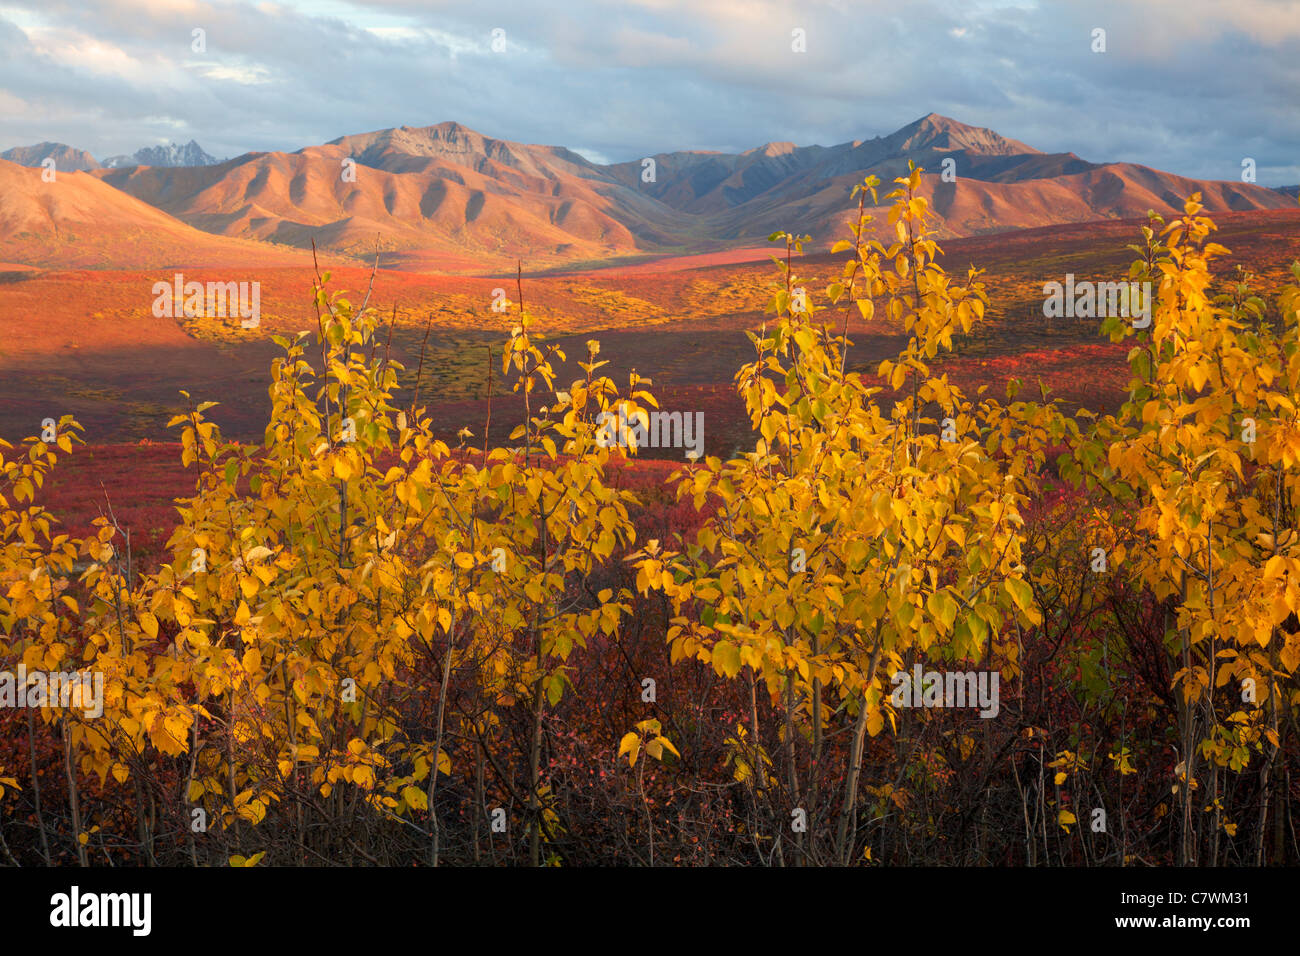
[{"left": 102, "top": 140, "right": 222, "bottom": 169}]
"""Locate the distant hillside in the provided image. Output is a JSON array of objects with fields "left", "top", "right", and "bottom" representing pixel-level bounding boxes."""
[
  {"left": 606, "top": 114, "right": 1287, "bottom": 242},
  {"left": 0, "top": 159, "right": 311, "bottom": 269},
  {"left": 91, "top": 123, "right": 683, "bottom": 265},
  {"left": 0, "top": 142, "right": 101, "bottom": 172},
  {"left": 605, "top": 113, "right": 1095, "bottom": 214}
]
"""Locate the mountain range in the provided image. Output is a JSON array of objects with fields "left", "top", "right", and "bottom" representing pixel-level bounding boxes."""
[
  {"left": 0, "top": 139, "right": 221, "bottom": 172},
  {"left": 2, "top": 115, "right": 1296, "bottom": 271}
]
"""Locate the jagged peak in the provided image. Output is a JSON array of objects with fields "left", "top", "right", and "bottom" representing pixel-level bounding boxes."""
[
  {"left": 743, "top": 141, "right": 798, "bottom": 159},
  {"left": 885, "top": 112, "right": 1040, "bottom": 156}
]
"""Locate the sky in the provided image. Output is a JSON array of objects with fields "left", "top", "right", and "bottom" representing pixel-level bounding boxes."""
[{"left": 0, "top": 0, "right": 1297, "bottom": 184}]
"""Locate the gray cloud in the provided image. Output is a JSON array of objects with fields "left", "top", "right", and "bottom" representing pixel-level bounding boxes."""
[{"left": 0, "top": 0, "right": 1296, "bottom": 184}]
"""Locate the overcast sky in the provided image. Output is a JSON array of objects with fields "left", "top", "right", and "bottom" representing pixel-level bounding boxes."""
[{"left": 1, "top": 0, "right": 1297, "bottom": 184}]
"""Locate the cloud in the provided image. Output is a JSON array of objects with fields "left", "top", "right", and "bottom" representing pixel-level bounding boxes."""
[
  {"left": 190, "top": 61, "right": 272, "bottom": 84},
  {"left": 569, "top": 146, "right": 613, "bottom": 165},
  {"left": 0, "top": 0, "right": 1295, "bottom": 185}
]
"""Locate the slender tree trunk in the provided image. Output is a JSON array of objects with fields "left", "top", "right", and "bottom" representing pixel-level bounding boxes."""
[
  {"left": 835, "top": 634, "right": 885, "bottom": 864},
  {"left": 64, "top": 723, "right": 87, "bottom": 866},
  {"left": 528, "top": 675, "right": 545, "bottom": 867},
  {"left": 26, "top": 709, "right": 51, "bottom": 865}
]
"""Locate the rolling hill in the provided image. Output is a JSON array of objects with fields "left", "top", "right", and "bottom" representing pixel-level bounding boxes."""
[{"left": 0, "top": 159, "right": 312, "bottom": 269}]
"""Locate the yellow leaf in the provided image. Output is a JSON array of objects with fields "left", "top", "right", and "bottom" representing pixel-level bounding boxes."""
[
  {"left": 139, "top": 611, "right": 159, "bottom": 639},
  {"left": 713, "top": 642, "right": 742, "bottom": 679},
  {"left": 618, "top": 731, "right": 640, "bottom": 767},
  {"left": 1006, "top": 578, "right": 1034, "bottom": 614}
]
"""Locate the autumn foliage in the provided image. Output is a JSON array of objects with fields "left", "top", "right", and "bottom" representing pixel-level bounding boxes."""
[{"left": 1, "top": 170, "right": 1298, "bottom": 866}]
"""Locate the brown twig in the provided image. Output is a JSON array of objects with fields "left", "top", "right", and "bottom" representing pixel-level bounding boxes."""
[
  {"left": 410, "top": 313, "right": 434, "bottom": 416},
  {"left": 383, "top": 303, "right": 397, "bottom": 369},
  {"left": 483, "top": 344, "right": 493, "bottom": 464},
  {"left": 516, "top": 260, "right": 524, "bottom": 317}
]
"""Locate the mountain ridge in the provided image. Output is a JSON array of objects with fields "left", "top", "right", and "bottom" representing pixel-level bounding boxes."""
[
  {"left": 0, "top": 142, "right": 101, "bottom": 172},
  {"left": 4, "top": 114, "right": 1295, "bottom": 270},
  {"left": 103, "top": 140, "right": 222, "bottom": 169},
  {"left": 1, "top": 139, "right": 223, "bottom": 171}
]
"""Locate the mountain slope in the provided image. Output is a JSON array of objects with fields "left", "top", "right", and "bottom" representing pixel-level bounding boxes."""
[
  {"left": 604, "top": 114, "right": 1098, "bottom": 215},
  {"left": 0, "top": 159, "right": 311, "bottom": 269},
  {"left": 91, "top": 123, "right": 688, "bottom": 265},
  {"left": 694, "top": 159, "right": 1294, "bottom": 244}
]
